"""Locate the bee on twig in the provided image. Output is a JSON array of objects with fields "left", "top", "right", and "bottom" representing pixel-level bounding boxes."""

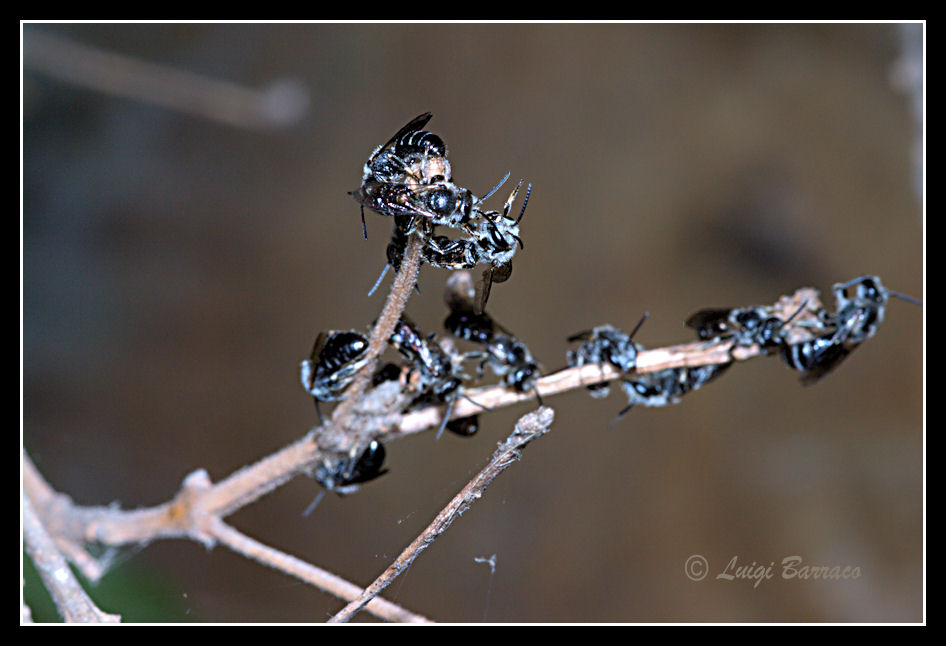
[
  {"left": 444, "top": 272, "right": 542, "bottom": 402},
  {"left": 781, "top": 275, "right": 920, "bottom": 384},
  {"left": 311, "top": 440, "right": 388, "bottom": 496},
  {"left": 300, "top": 330, "right": 371, "bottom": 424},
  {"left": 566, "top": 314, "right": 649, "bottom": 398}
]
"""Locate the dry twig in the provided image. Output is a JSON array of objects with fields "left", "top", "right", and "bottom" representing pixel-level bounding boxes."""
[
  {"left": 23, "top": 28, "right": 309, "bottom": 129},
  {"left": 21, "top": 282, "right": 825, "bottom": 622},
  {"left": 23, "top": 484, "right": 120, "bottom": 623},
  {"left": 328, "top": 406, "right": 555, "bottom": 623},
  {"left": 208, "top": 519, "right": 431, "bottom": 623}
]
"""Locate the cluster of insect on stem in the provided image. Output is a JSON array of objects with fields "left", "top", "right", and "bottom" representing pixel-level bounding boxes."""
[
  {"left": 566, "top": 275, "right": 921, "bottom": 424},
  {"left": 301, "top": 113, "right": 540, "bottom": 494},
  {"left": 351, "top": 112, "right": 532, "bottom": 312},
  {"left": 300, "top": 113, "right": 921, "bottom": 495}
]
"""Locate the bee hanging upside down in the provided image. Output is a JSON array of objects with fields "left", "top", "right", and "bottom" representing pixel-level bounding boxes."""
[
  {"left": 311, "top": 440, "right": 388, "bottom": 495},
  {"left": 443, "top": 271, "right": 542, "bottom": 401}
]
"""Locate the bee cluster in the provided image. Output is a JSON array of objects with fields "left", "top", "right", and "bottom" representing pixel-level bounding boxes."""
[
  {"left": 352, "top": 113, "right": 531, "bottom": 313},
  {"left": 301, "top": 293, "right": 543, "bottom": 493},
  {"left": 298, "top": 113, "right": 918, "bottom": 496},
  {"left": 301, "top": 114, "right": 540, "bottom": 494},
  {"left": 568, "top": 275, "right": 919, "bottom": 422}
]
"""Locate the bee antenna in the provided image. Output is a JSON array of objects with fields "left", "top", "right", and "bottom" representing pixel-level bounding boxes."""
[
  {"left": 889, "top": 290, "right": 923, "bottom": 307},
  {"left": 480, "top": 171, "right": 511, "bottom": 202},
  {"left": 628, "top": 312, "right": 650, "bottom": 340},
  {"left": 515, "top": 183, "right": 532, "bottom": 225}
]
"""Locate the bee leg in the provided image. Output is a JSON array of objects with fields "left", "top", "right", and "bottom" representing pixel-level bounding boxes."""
[
  {"left": 610, "top": 402, "right": 635, "bottom": 427},
  {"left": 435, "top": 400, "right": 455, "bottom": 441},
  {"left": 461, "top": 392, "right": 492, "bottom": 412},
  {"left": 533, "top": 385, "right": 544, "bottom": 407},
  {"left": 302, "top": 490, "right": 326, "bottom": 517},
  {"left": 367, "top": 263, "right": 390, "bottom": 297}
]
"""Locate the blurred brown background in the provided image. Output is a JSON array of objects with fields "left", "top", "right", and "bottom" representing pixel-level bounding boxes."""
[{"left": 22, "top": 22, "right": 923, "bottom": 623}]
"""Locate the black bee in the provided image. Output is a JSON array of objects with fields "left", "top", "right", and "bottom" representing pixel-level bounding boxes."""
[
  {"left": 389, "top": 315, "right": 464, "bottom": 404},
  {"left": 779, "top": 327, "right": 854, "bottom": 385},
  {"left": 419, "top": 180, "right": 530, "bottom": 313},
  {"left": 830, "top": 275, "right": 920, "bottom": 343},
  {"left": 375, "top": 178, "right": 529, "bottom": 314},
  {"left": 312, "top": 440, "right": 388, "bottom": 495},
  {"left": 355, "top": 114, "right": 531, "bottom": 313},
  {"left": 443, "top": 273, "right": 541, "bottom": 400},
  {"left": 686, "top": 302, "right": 806, "bottom": 353},
  {"left": 780, "top": 275, "right": 920, "bottom": 384},
  {"left": 566, "top": 314, "right": 649, "bottom": 398},
  {"left": 388, "top": 315, "right": 484, "bottom": 438},
  {"left": 350, "top": 112, "right": 453, "bottom": 239},
  {"left": 617, "top": 363, "right": 731, "bottom": 418},
  {"left": 361, "top": 112, "right": 450, "bottom": 186},
  {"left": 300, "top": 330, "right": 371, "bottom": 423},
  {"left": 352, "top": 113, "right": 514, "bottom": 241},
  {"left": 354, "top": 113, "right": 521, "bottom": 233}
]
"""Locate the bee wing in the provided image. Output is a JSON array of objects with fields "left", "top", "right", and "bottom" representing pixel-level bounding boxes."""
[
  {"left": 309, "top": 330, "right": 330, "bottom": 361},
  {"left": 684, "top": 308, "right": 734, "bottom": 340},
  {"left": 798, "top": 343, "right": 855, "bottom": 386},
  {"left": 475, "top": 263, "right": 513, "bottom": 315},
  {"left": 566, "top": 329, "right": 593, "bottom": 343},
  {"left": 368, "top": 112, "right": 434, "bottom": 164}
]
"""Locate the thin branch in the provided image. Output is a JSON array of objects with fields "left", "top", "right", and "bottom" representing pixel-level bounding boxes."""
[
  {"left": 23, "top": 489, "right": 120, "bottom": 623},
  {"left": 318, "top": 233, "right": 424, "bottom": 454},
  {"left": 328, "top": 406, "right": 555, "bottom": 623},
  {"left": 390, "top": 287, "right": 823, "bottom": 438},
  {"left": 23, "top": 283, "right": 823, "bottom": 621},
  {"left": 25, "top": 285, "right": 821, "bottom": 548},
  {"left": 22, "top": 28, "right": 309, "bottom": 129},
  {"left": 24, "top": 454, "right": 431, "bottom": 623},
  {"left": 21, "top": 236, "right": 430, "bottom": 619},
  {"left": 207, "top": 519, "right": 432, "bottom": 623}
]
